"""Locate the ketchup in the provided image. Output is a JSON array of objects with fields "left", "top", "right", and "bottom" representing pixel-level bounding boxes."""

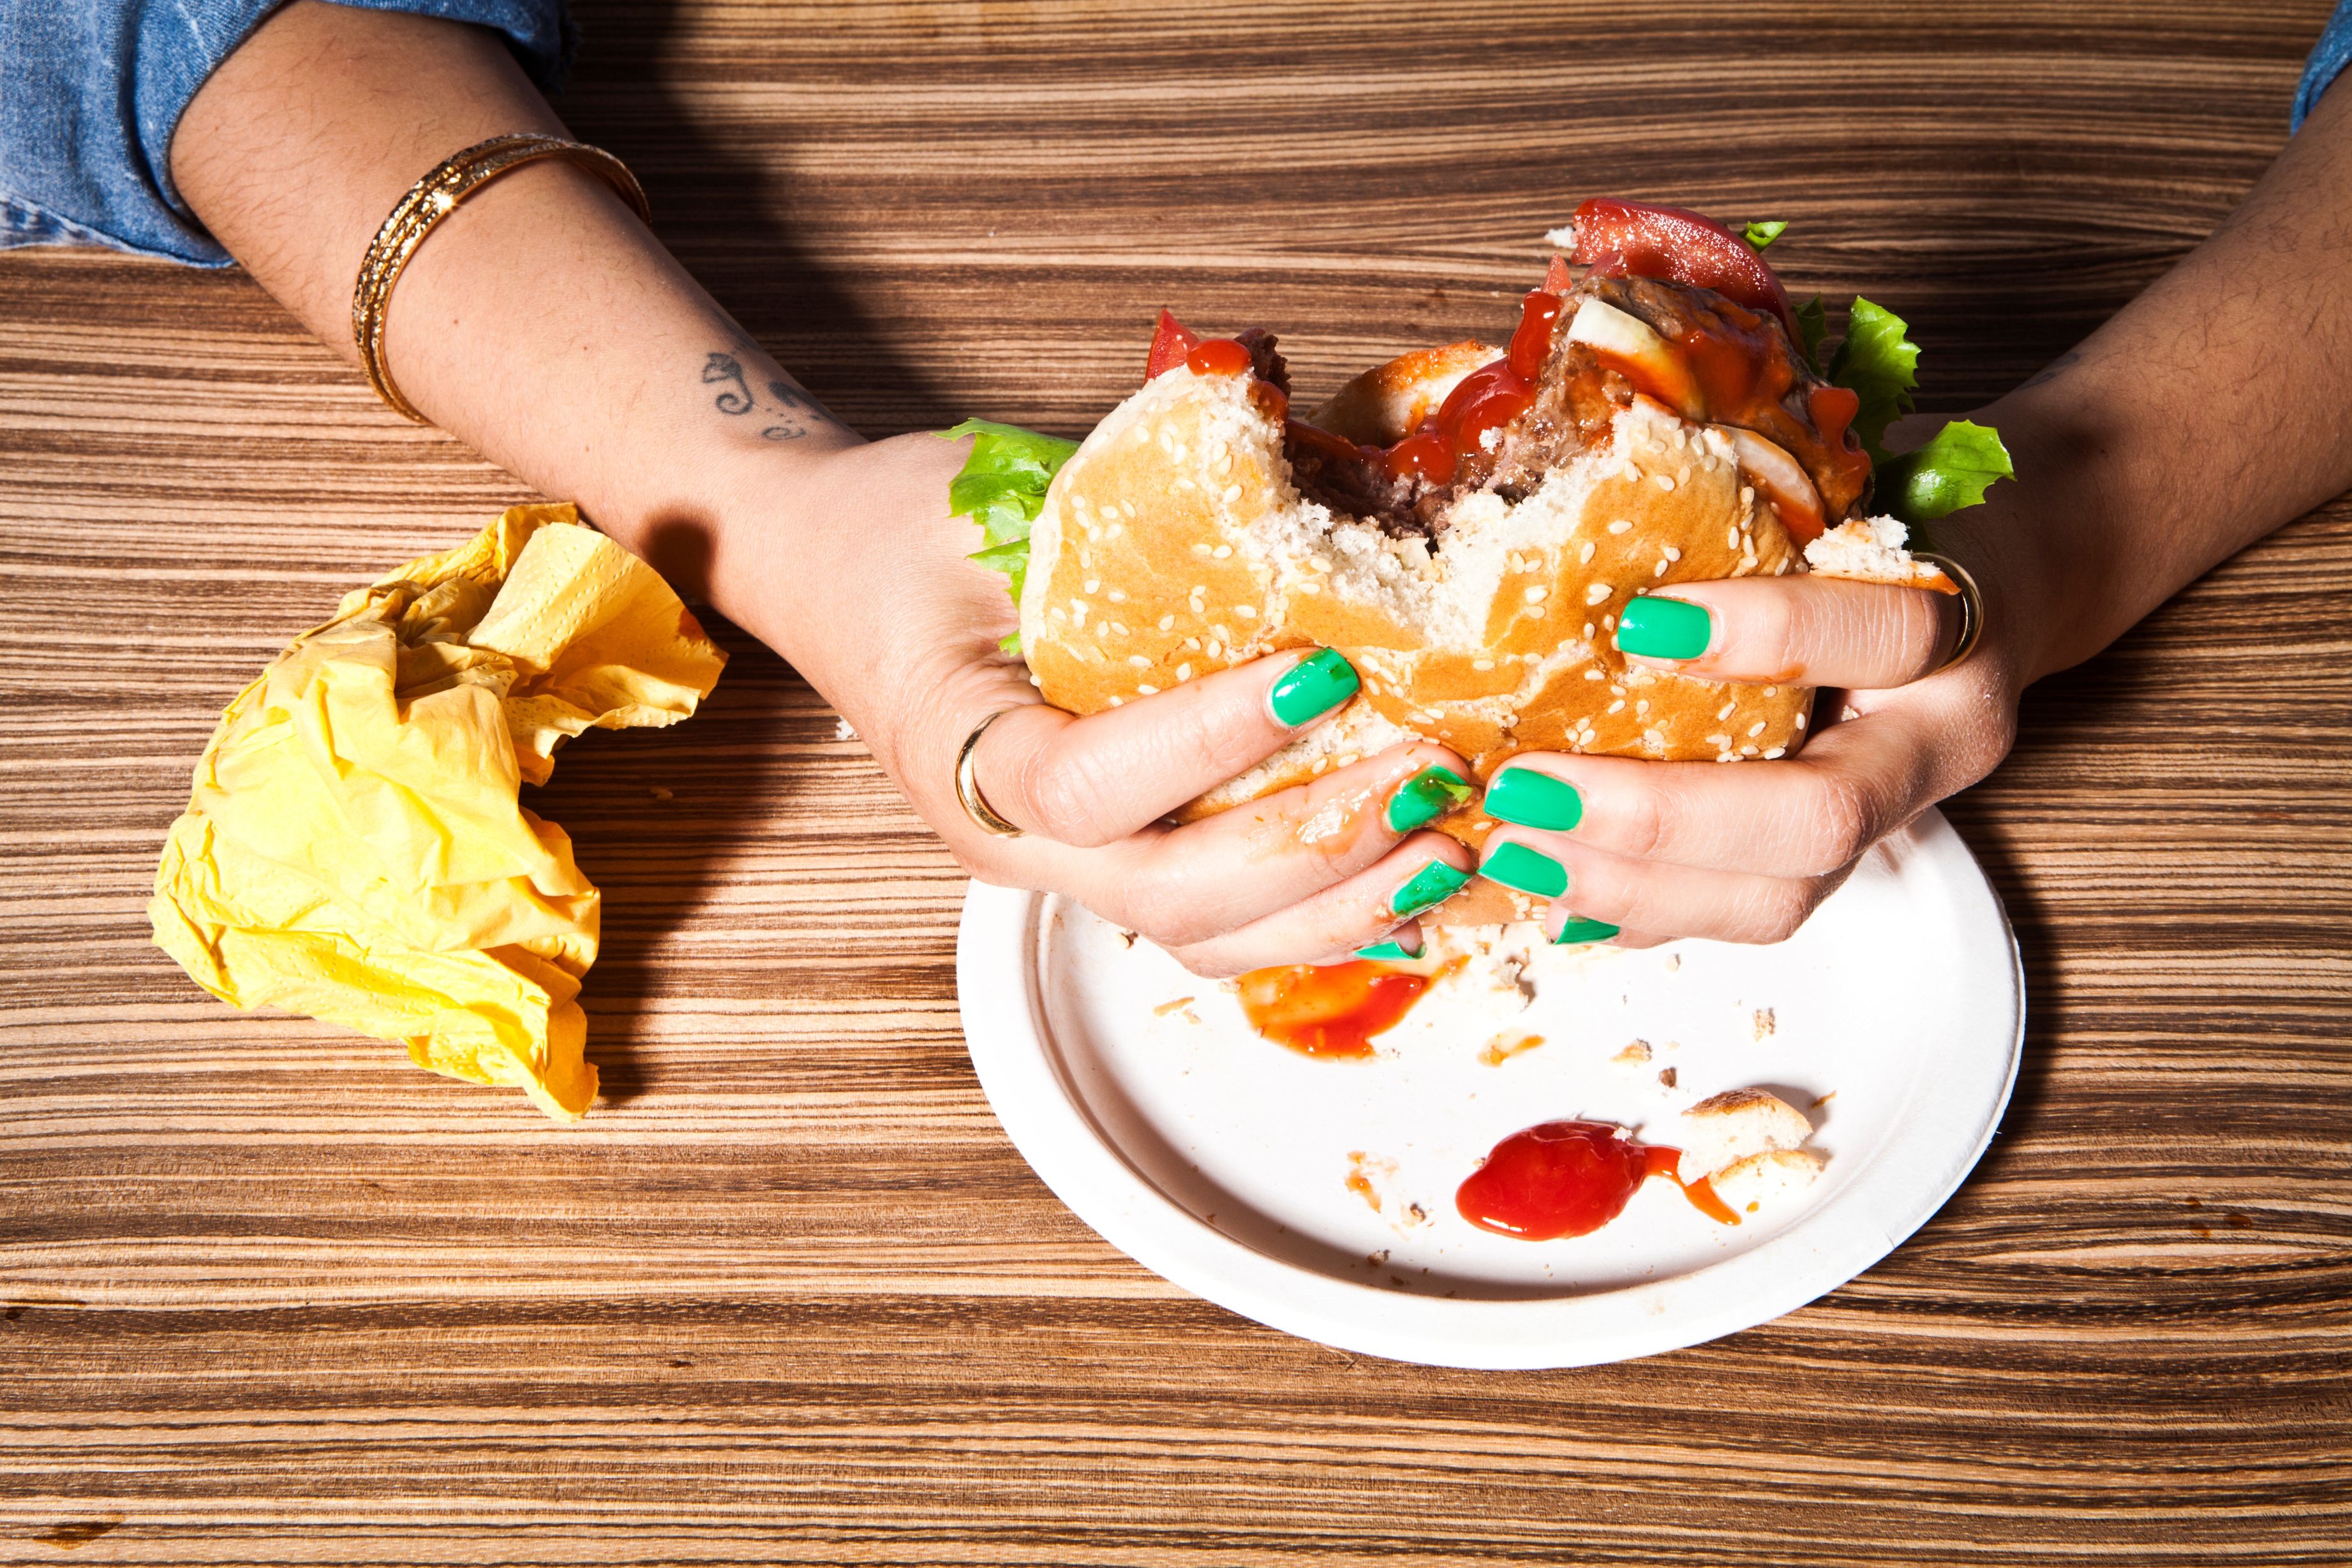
[
  {"left": 1234, "top": 959, "right": 1434, "bottom": 1058},
  {"left": 1456, "top": 1120, "right": 1738, "bottom": 1239},
  {"left": 1413, "top": 286, "right": 1565, "bottom": 483},
  {"left": 1185, "top": 337, "right": 1254, "bottom": 376}
]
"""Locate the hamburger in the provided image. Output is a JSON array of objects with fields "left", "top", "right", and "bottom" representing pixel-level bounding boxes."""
[{"left": 949, "top": 199, "right": 2011, "bottom": 924}]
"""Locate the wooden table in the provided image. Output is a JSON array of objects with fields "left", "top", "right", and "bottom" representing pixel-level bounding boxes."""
[{"left": 5, "top": 3, "right": 2349, "bottom": 1560}]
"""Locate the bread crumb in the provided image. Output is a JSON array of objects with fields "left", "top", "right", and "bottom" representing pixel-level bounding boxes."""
[
  {"left": 1658, "top": 1067, "right": 1678, "bottom": 1088},
  {"left": 831, "top": 716, "right": 858, "bottom": 742},
  {"left": 1753, "top": 1007, "right": 1776, "bottom": 1041},
  {"left": 1152, "top": 996, "right": 1195, "bottom": 1017},
  {"left": 1480, "top": 1030, "right": 1545, "bottom": 1066},
  {"left": 1612, "top": 1040, "right": 1653, "bottom": 1065}
]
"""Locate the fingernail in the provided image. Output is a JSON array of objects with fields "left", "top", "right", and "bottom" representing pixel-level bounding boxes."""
[
  {"left": 1484, "top": 767, "right": 1582, "bottom": 831},
  {"left": 1553, "top": 916, "right": 1621, "bottom": 945},
  {"left": 1385, "top": 765, "right": 1471, "bottom": 832},
  {"left": 1267, "top": 648, "right": 1359, "bottom": 727},
  {"left": 1388, "top": 859, "right": 1470, "bottom": 918},
  {"left": 1616, "top": 595, "right": 1713, "bottom": 660},
  {"left": 1482, "top": 840, "right": 1568, "bottom": 898},
  {"left": 1355, "top": 938, "right": 1422, "bottom": 960}
]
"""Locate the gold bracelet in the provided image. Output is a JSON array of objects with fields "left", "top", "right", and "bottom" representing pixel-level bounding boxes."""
[{"left": 350, "top": 133, "right": 651, "bottom": 423}]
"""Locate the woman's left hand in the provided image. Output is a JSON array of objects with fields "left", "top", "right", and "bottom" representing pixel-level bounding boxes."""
[{"left": 1474, "top": 499, "right": 2050, "bottom": 947}]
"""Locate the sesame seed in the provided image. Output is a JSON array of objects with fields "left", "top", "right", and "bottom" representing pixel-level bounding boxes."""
[
  {"left": 1795, "top": 712, "right": 1808, "bottom": 729},
  {"left": 1106, "top": 522, "right": 1124, "bottom": 538},
  {"left": 1177, "top": 664, "right": 1193, "bottom": 681},
  {"left": 1311, "top": 758, "right": 1329, "bottom": 774},
  {"left": 1678, "top": 464, "right": 1690, "bottom": 484},
  {"left": 1212, "top": 544, "right": 1232, "bottom": 558},
  {"left": 1644, "top": 728, "right": 1664, "bottom": 746},
  {"left": 1298, "top": 580, "right": 1321, "bottom": 594},
  {"left": 1236, "top": 605, "right": 1258, "bottom": 619},
  {"left": 1636, "top": 699, "right": 1651, "bottom": 714},
  {"left": 1107, "top": 589, "right": 1127, "bottom": 603},
  {"left": 1524, "top": 584, "right": 1549, "bottom": 603},
  {"left": 1221, "top": 484, "right": 1242, "bottom": 503},
  {"left": 1726, "top": 525, "right": 1740, "bottom": 549},
  {"left": 1473, "top": 658, "right": 1494, "bottom": 670},
  {"left": 1191, "top": 544, "right": 1212, "bottom": 557},
  {"left": 1584, "top": 667, "right": 1605, "bottom": 681},
  {"left": 1663, "top": 546, "right": 1682, "bottom": 561},
  {"left": 1337, "top": 752, "right": 1359, "bottom": 767},
  {"left": 1108, "top": 695, "right": 1124, "bottom": 706},
  {"left": 1717, "top": 702, "right": 1736, "bottom": 720},
  {"left": 1607, "top": 699, "right": 1625, "bottom": 714},
  {"left": 1309, "top": 556, "right": 1332, "bottom": 573},
  {"left": 1740, "top": 485, "right": 1755, "bottom": 505},
  {"left": 1763, "top": 746, "right": 1786, "bottom": 759},
  {"left": 1579, "top": 541, "right": 1596, "bottom": 564},
  {"left": 1205, "top": 639, "right": 1222, "bottom": 657},
  {"left": 1748, "top": 720, "right": 1766, "bottom": 737},
  {"left": 1183, "top": 635, "right": 1200, "bottom": 650},
  {"left": 1655, "top": 474, "right": 1676, "bottom": 492},
  {"left": 1608, "top": 519, "right": 1633, "bottom": 535},
  {"left": 1121, "top": 500, "right": 1137, "bottom": 517},
  {"left": 1604, "top": 613, "right": 1617, "bottom": 630},
  {"left": 1706, "top": 733, "right": 1731, "bottom": 746},
  {"left": 1174, "top": 477, "right": 1196, "bottom": 491},
  {"left": 1653, "top": 559, "right": 1669, "bottom": 577},
  {"left": 1129, "top": 655, "right": 1151, "bottom": 669},
  {"left": 1084, "top": 578, "right": 1101, "bottom": 593},
  {"left": 1093, "top": 623, "right": 1108, "bottom": 640},
  {"left": 1138, "top": 683, "right": 1159, "bottom": 695},
  {"left": 1157, "top": 614, "right": 1175, "bottom": 631},
  {"left": 1586, "top": 582, "right": 1612, "bottom": 605},
  {"left": 1583, "top": 621, "right": 1596, "bottom": 640},
  {"left": 1764, "top": 685, "right": 1778, "bottom": 697}
]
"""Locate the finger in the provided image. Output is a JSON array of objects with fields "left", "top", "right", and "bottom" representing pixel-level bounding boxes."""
[
  {"left": 1162, "top": 833, "right": 1476, "bottom": 977},
  {"left": 1081, "top": 741, "right": 1475, "bottom": 950},
  {"left": 971, "top": 647, "right": 1361, "bottom": 848},
  {"left": 1614, "top": 577, "right": 1960, "bottom": 691},
  {"left": 1481, "top": 697, "right": 1958, "bottom": 880},
  {"left": 1484, "top": 827, "right": 1854, "bottom": 946}
]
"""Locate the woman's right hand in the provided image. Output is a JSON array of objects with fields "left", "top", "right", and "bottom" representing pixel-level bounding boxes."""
[{"left": 717, "top": 431, "right": 1477, "bottom": 977}]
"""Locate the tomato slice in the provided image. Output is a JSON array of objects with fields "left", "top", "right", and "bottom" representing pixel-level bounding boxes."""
[
  {"left": 1145, "top": 309, "right": 1203, "bottom": 381},
  {"left": 1541, "top": 255, "right": 1574, "bottom": 295},
  {"left": 1568, "top": 198, "right": 1799, "bottom": 341}
]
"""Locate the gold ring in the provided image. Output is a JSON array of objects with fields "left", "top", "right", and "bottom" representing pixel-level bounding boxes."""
[
  {"left": 955, "top": 709, "right": 1025, "bottom": 838},
  {"left": 1913, "top": 552, "right": 1984, "bottom": 675}
]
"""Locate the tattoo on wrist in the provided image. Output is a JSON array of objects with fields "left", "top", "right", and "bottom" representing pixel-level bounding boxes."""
[
  {"left": 701, "top": 350, "right": 841, "bottom": 440},
  {"left": 2015, "top": 348, "right": 2082, "bottom": 393}
]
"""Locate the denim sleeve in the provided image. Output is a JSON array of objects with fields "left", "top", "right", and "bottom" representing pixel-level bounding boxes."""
[
  {"left": 2295, "top": 0, "right": 2352, "bottom": 131},
  {"left": 0, "top": 0, "right": 574, "bottom": 269}
]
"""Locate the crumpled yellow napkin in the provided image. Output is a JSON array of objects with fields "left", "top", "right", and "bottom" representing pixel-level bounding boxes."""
[{"left": 150, "top": 503, "right": 726, "bottom": 1121}]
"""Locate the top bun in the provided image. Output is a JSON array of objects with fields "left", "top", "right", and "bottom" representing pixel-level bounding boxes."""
[{"left": 1016, "top": 276, "right": 1946, "bottom": 924}]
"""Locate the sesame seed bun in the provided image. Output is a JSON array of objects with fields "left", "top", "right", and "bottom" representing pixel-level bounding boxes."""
[{"left": 1018, "top": 343, "right": 1939, "bottom": 924}]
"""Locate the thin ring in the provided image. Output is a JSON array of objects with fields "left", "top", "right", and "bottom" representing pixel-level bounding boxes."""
[
  {"left": 352, "top": 134, "right": 651, "bottom": 423},
  {"left": 955, "top": 709, "right": 1026, "bottom": 838},
  {"left": 1912, "top": 552, "right": 1984, "bottom": 675}
]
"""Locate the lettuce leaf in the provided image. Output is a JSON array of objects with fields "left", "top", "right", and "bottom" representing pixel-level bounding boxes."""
[
  {"left": 1827, "top": 297, "right": 1919, "bottom": 462},
  {"left": 1743, "top": 218, "right": 1788, "bottom": 249},
  {"left": 1794, "top": 294, "right": 1829, "bottom": 373},
  {"left": 942, "top": 418, "right": 1079, "bottom": 655},
  {"left": 1876, "top": 420, "right": 2014, "bottom": 523}
]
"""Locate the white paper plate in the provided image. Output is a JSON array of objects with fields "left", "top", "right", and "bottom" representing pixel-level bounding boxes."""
[{"left": 956, "top": 808, "right": 2022, "bottom": 1369}]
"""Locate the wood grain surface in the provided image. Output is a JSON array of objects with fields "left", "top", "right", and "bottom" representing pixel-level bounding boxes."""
[{"left": 4, "top": 2, "right": 2351, "bottom": 1562}]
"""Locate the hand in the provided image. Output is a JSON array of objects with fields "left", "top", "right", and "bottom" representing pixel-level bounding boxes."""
[
  {"left": 725, "top": 433, "right": 1478, "bottom": 976},
  {"left": 1473, "top": 462, "right": 2053, "bottom": 947}
]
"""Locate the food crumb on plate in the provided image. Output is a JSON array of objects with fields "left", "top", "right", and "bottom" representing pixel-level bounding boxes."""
[
  {"left": 1613, "top": 1039, "right": 1652, "bottom": 1065},
  {"left": 1753, "top": 1007, "right": 1777, "bottom": 1040}
]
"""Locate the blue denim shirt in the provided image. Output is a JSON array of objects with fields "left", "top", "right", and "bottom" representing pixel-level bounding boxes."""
[
  {"left": 0, "top": 1, "right": 572, "bottom": 267},
  {"left": 4, "top": 2, "right": 2349, "bottom": 268}
]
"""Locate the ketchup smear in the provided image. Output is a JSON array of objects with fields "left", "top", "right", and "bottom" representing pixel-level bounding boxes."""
[
  {"left": 1235, "top": 959, "right": 1437, "bottom": 1058},
  {"left": 1457, "top": 1120, "right": 1738, "bottom": 1239}
]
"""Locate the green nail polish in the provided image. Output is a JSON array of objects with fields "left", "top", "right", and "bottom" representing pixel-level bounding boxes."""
[
  {"left": 1388, "top": 859, "right": 1470, "bottom": 919},
  {"left": 1616, "top": 595, "right": 1713, "bottom": 660},
  {"left": 1385, "top": 766, "right": 1471, "bottom": 832},
  {"left": 1355, "top": 939, "right": 1421, "bottom": 960},
  {"left": 1553, "top": 917, "right": 1621, "bottom": 945},
  {"left": 1267, "top": 648, "right": 1360, "bottom": 727},
  {"left": 1482, "top": 840, "right": 1568, "bottom": 898},
  {"left": 1484, "top": 768, "right": 1582, "bottom": 831}
]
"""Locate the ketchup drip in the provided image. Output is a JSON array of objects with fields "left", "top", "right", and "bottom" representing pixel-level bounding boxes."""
[
  {"left": 1400, "top": 287, "right": 1565, "bottom": 484},
  {"left": 1234, "top": 960, "right": 1434, "bottom": 1058},
  {"left": 1456, "top": 1119, "right": 1737, "bottom": 1240},
  {"left": 1184, "top": 337, "right": 1254, "bottom": 376}
]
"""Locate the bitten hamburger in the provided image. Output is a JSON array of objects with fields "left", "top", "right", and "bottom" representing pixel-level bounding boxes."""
[{"left": 949, "top": 200, "right": 2011, "bottom": 924}]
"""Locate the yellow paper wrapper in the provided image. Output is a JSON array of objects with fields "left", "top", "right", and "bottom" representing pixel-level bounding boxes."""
[{"left": 149, "top": 503, "right": 726, "bottom": 1121}]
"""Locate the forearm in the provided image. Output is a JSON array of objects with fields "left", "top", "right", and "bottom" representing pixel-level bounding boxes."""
[
  {"left": 168, "top": 3, "right": 858, "bottom": 618},
  {"left": 1977, "top": 78, "right": 2352, "bottom": 679}
]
